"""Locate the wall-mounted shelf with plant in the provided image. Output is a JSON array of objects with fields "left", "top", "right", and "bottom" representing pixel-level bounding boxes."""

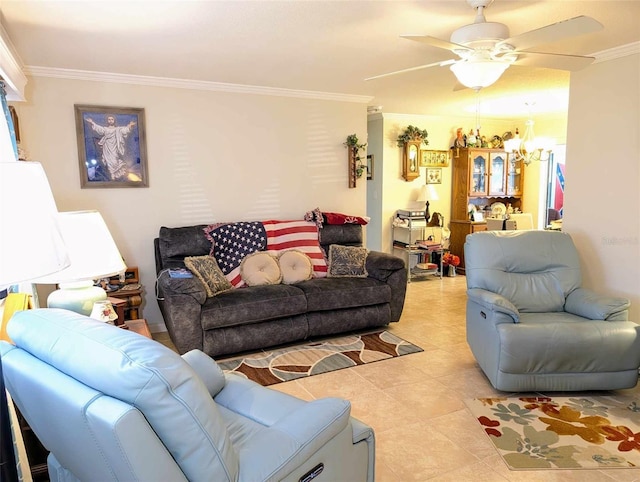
[
  {"left": 397, "top": 125, "right": 429, "bottom": 182},
  {"left": 344, "top": 134, "right": 367, "bottom": 188}
]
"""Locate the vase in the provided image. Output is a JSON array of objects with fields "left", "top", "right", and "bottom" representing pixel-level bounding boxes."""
[{"left": 448, "top": 265, "right": 456, "bottom": 277}]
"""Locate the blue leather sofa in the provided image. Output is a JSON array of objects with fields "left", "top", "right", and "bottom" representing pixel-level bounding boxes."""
[
  {"left": 0, "top": 309, "right": 375, "bottom": 481},
  {"left": 465, "top": 230, "right": 640, "bottom": 392}
]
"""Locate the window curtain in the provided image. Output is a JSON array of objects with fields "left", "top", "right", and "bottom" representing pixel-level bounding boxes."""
[{"left": 0, "top": 81, "right": 18, "bottom": 162}]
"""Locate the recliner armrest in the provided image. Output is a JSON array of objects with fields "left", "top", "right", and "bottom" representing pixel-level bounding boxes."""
[
  {"left": 467, "top": 288, "right": 520, "bottom": 323},
  {"left": 233, "top": 398, "right": 353, "bottom": 481},
  {"left": 365, "top": 250, "right": 405, "bottom": 282},
  {"left": 565, "top": 287, "right": 630, "bottom": 321}
]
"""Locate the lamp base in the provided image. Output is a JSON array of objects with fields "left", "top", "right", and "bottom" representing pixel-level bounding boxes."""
[{"left": 47, "top": 281, "right": 107, "bottom": 316}]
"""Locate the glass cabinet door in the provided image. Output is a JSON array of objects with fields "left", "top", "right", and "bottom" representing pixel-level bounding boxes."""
[
  {"left": 489, "top": 152, "right": 506, "bottom": 196},
  {"left": 469, "top": 152, "right": 487, "bottom": 196},
  {"left": 507, "top": 154, "right": 523, "bottom": 195}
]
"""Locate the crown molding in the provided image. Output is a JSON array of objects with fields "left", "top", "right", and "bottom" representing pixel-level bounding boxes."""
[
  {"left": 24, "top": 66, "right": 373, "bottom": 104},
  {"left": 0, "top": 23, "right": 27, "bottom": 100},
  {"left": 593, "top": 41, "right": 640, "bottom": 64}
]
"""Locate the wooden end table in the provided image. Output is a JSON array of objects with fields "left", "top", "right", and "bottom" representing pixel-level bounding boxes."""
[{"left": 124, "top": 319, "right": 152, "bottom": 339}]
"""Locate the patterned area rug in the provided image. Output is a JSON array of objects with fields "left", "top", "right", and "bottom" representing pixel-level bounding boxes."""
[
  {"left": 466, "top": 395, "right": 640, "bottom": 470},
  {"left": 217, "top": 330, "right": 422, "bottom": 386}
]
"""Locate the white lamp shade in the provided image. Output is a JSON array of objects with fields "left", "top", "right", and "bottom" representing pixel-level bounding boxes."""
[
  {"left": 415, "top": 184, "right": 439, "bottom": 203},
  {"left": 33, "top": 210, "right": 126, "bottom": 284},
  {"left": 0, "top": 162, "right": 70, "bottom": 287},
  {"left": 90, "top": 300, "right": 118, "bottom": 324},
  {"left": 450, "top": 60, "right": 510, "bottom": 90}
]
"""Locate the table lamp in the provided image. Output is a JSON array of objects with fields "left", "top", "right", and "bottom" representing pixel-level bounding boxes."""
[
  {"left": 415, "top": 184, "right": 439, "bottom": 224},
  {"left": 33, "top": 210, "right": 126, "bottom": 316},
  {"left": 0, "top": 162, "right": 70, "bottom": 289},
  {"left": 1, "top": 161, "right": 70, "bottom": 482},
  {"left": 90, "top": 300, "right": 118, "bottom": 324}
]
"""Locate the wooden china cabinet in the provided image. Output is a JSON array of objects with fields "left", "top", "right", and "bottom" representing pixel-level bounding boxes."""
[{"left": 449, "top": 147, "right": 524, "bottom": 272}]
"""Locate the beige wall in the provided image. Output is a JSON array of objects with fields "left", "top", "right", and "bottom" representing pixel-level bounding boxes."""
[
  {"left": 15, "top": 76, "right": 367, "bottom": 331},
  {"left": 368, "top": 113, "right": 561, "bottom": 252},
  {"left": 565, "top": 53, "right": 640, "bottom": 322}
]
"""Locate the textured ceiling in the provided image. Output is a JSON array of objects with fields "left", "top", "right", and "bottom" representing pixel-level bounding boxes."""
[{"left": 1, "top": 0, "right": 639, "bottom": 118}]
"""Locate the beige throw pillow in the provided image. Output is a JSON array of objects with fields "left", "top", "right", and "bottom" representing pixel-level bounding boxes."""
[
  {"left": 184, "top": 255, "right": 233, "bottom": 297},
  {"left": 240, "top": 252, "right": 282, "bottom": 286},
  {"left": 278, "top": 250, "right": 313, "bottom": 284}
]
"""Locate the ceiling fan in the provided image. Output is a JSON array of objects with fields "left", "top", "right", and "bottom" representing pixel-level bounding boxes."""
[{"left": 366, "top": 0, "right": 603, "bottom": 90}]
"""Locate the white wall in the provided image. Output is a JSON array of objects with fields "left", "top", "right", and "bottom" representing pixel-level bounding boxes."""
[
  {"left": 15, "top": 76, "right": 367, "bottom": 331},
  {"left": 564, "top": 53, "right": 640, "bottom": 322}
]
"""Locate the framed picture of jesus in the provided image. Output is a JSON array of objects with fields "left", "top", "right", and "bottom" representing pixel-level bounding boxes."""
[{"left": 75, "top": 104, "right": 149, "bottom": 188}]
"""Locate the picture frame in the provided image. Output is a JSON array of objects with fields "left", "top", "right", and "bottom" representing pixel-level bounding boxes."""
[
  {"left": 419, "top": 149, "right": 450, "bottom": 167},
  {"left": 75, "top": 104, "right": 148, "bottom": 188},
  {"left": 426, "top": 168, "right": 442, "bottom": 184},
  {"left": 366, "top": 154, "right": 374, "bottom": 180}
]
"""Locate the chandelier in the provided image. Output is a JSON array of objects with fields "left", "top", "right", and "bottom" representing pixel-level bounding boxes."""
[{"left": 504, "top": 105, "right": 555, "bottom": 165}]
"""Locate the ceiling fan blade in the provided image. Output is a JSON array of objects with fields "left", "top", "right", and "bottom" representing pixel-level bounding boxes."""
[
  {"left": 499, "top": 15, "right": 603, "bottom": 52},
  {"left": 365, "top": 59, "right": 456, "bottom": 81},
  {"left": 514, "top": 51, "right": 595, "bottom": 71},
  {"left": 400, "top": 35, "right": 472, "bottom": 53}
]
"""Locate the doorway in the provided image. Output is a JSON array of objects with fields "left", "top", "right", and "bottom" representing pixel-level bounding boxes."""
[{"left": 544, "top": 145, "right": 565, "bottom": 227}]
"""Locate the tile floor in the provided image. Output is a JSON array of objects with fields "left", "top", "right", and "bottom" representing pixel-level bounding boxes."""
[{"left": 153, "top": 275, "right": 640, "bottom": 481}]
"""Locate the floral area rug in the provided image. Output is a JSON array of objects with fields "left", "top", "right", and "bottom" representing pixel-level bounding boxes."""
[
  {"left": 465, "top": 395, "right": 640, "bottom": 470},
  {"left": 216, "top": 330, "right": 422, "bottom": 386}
]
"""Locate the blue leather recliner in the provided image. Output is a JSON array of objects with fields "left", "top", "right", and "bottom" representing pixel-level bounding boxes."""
[
  {"left": 0, "top": 309, "right": 375, "bottom": 481},
  {"left": 464, "top": 230, "right": 640, "bottom": 392}
]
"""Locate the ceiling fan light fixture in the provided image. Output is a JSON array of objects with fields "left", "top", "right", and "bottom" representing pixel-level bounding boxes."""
[{"left": 450, "top": 59, "right": 510, "bottom": 90}]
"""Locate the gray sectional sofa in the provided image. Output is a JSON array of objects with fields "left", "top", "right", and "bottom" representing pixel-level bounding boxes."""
[{"left": 154, "top": 223, "right": 408, "bottom": 358}]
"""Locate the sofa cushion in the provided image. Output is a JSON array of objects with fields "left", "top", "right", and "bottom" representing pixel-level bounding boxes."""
[
  {"left": 465, "top": 231, "right": 582, "bottom": 313},
  {"left": 296, "top": 277, "right": 390, "bottom": 312},
  {"left": 200, "top": 284, "right": 307, "bottom": 329},
  {"left": 263, "top": 220, "right": 327, "bottom": 278},
  {"left": 158, "top": 224, "right": 211, "bottom": 260},
  {"left": 182, "top": 349, "right": 226, "bottom": 397},
  {"left": 278, "top": 250, "right": 314, "bottom": 284},
  {"left": 318, "top": 224, "right": 363, "bottom": 253},
  {"left": 327, "top": 245, "right": 368, "bottom": 278},
  {"left": 184, "top": 255, "right": 233, "bottom": 297},
  {"left": 240, "top": 252, "right": 282, "bottom": 286}
]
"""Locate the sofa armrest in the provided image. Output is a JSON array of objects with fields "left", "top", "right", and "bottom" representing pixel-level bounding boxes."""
[
  {"left": 156, "top": 270, "right": 206, "bottom": 354},
  {"left": 467, "top": 288, "right": 520, "bottom": 323},
  {"left": 157, "top": 270, "right": 207, "bottom": 305},
  {"left": 565, "top": 287, "right": 630, "bottom": 321},
  {"left": 365, "top": 251, "right": 405, "bottom": 281},
  {"left": 365, "top": 251, "right": 407, "bottom": 322}
]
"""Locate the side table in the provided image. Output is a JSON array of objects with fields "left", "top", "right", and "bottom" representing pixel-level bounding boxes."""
[
  {"left": 108, "top": 285, "right": 143, "bottom": 320},
  {"left": 124, "top": 319, "right": 152, "bottom": 339},
  {"left": 107, "top": 296, "right": 127, "bottom": 327}
]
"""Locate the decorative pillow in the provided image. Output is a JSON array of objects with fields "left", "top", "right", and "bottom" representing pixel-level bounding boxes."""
[
  {"left": 239, "top": 251, "right": 282, "bottom": 286},
  {"left": 203, "top": 222, "right": 267, "bottom": 288},
  {"left": 263, "top": 220, "right": 327, "bottom": 278},
  {"left": 327, "top": 245, "right": 369, "bottom": 278},
  {"left": 278, "top": 250, "right": 313, "bottom": 284},
  {"left": 303, "top": 207, "right": 324, "bottom": 229},
  {"left": 184, "top": 256, "right": 233, "bottom": 297},
  {"left": 323, "top": 212, "right": 370, "bottom": 225}
]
